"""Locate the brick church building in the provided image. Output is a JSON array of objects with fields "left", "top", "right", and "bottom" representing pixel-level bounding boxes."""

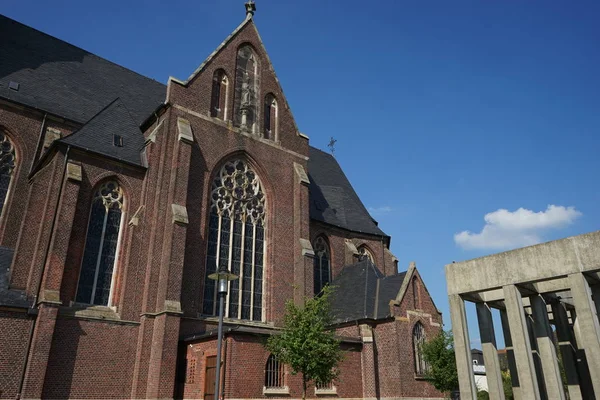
[{"left": 0, "top": 3, "right": 443, "bottom": 399}]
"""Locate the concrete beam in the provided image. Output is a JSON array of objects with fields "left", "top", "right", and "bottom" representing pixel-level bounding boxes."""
[
  {"left": 568, "top": 273, "right": 600, "bottom": 397},
  {"left": 449, "top": 294, "right": 477, "bottom": 400},
  {"left": 503, "top": 284, "right": 541, "bottom": 400},
  {"left": 476, "top": 303, "right": 505, "bottom": 400}
]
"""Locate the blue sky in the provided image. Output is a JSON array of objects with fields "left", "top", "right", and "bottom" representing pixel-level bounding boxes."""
[{"left": 4, "top": 0, "right": 599, "bottom": 348}]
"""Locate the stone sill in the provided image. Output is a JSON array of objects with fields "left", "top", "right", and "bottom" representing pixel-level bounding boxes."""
[
  {"left": 263, "top": 386, "right": 290, "bottom": 395},
  {"left": 315, "top": 387, "right": 337, "bottom": 396},
  {"left": 59, "top": 304, "right": 138, "bottom": 325},
  {"left": 414, "top": 374, "right": 428, "bottom": 381}
]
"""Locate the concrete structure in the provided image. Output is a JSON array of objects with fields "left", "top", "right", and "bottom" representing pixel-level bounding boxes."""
[{"left": 446, "top": 231, "right": 600, "bottom": 400}]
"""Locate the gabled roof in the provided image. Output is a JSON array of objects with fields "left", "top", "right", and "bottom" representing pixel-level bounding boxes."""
[
  {"left": 330, "top": 260, "right": 407, "bottom": 323},
  {"left": 60, "top": 98, "right": 147, "bottom": 166},
  {"left": 0, "top": 15, "right": 165, "bottom": 125},
  {"left": 308, "top": 147, "right": 388, "bottom": 237}
]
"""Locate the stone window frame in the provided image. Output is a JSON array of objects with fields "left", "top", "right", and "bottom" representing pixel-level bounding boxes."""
[
  {"left": 74, "top": 180, "right": 125, "bottom": 307},
  {"left": 358, "top": 245, "right": 375, "bottom": 264},
  {"left": 211, "top": 69, "right": 230, "bottom": 121},
  {"left": 312, "top": 235, "right": 331, "bottom": 296},
  {"left": 202, "top": 159, "right": 266, "bottom": 322},
  {"left": 413, "top": 321, "right": 428, "bottom": 377},
  {"left": 0, "top": 130, "right": 17, "bottom": 226},
  {"left": 263, "top": 93, "right": 278, "bottom": 141}
]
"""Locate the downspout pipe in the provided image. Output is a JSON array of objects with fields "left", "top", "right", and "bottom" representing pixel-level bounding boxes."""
[{"left": 17, "top": 145, "right": 71, "bottom": 398}]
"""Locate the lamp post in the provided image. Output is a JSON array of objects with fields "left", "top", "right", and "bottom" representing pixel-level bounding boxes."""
[{"left": 208, "top": 266, "right": 239, "bottom": 400}]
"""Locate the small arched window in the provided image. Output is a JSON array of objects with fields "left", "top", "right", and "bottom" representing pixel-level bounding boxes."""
[
  {"left": 313, "top": 236, "right": 331, "bottom": 295},
  {"left": 0, "top": 132, "right": 16, "bottom": 218},
  {"left": 265, "top": 354, "right": 284, "bottom": 389},
  {"left": 76, "top": 181, "right": 124, "bottom": 306},
  {"left": 263, "top": 94, "right": 277, "bottom": 140},
  {"left": 358, "top": 246, "right": 375, "bottom": 264},
  {"left": 413, "top": 322, "right": 428, "bottom": 376},
  {"left": 211, "top": 69, "right": 229, "bottom": 120}
]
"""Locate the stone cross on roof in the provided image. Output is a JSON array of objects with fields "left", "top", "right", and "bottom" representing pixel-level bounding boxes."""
[{"left": 245, "top": 0, "right": 256, "bottom": 18}]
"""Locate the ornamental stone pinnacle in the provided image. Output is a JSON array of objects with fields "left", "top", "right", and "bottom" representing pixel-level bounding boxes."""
[{"left": 245, "top": 0, "right": 256, "bottom": 18}]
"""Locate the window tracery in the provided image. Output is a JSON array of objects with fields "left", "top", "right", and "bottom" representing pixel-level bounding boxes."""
[
  {"left": 413, "top": 322, "right": 428, "bottom": 376},
  {"left": 76, "top": 181, "right": 124, "bottom": 306},
  {"left": 0, "top": 132, "right": 15, "bottom": 218},
  {"left": 211, "top": 69, "right": 229, "bottom": 120},
  {"left": 203, "top": 159, "right": 265, "bottom": 321},
  {"left": 358, "top": 246, "right": 375, "bottom": 263},
  {"left": 313, "top": 236, "right": 331, "bottom": 295}
]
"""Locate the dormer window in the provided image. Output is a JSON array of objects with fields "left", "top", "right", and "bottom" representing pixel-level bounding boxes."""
[
  {"left": 211, "top": 69, "right": 229, "bottom": 120},
  {"left": 263, "top": 94, "right": 277, "bottom": 140},
  {"left": 113, "top": 134, "right": 123, "bottom": 147}
]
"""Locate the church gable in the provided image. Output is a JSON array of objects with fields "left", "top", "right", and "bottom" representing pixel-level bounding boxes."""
[{"left": 166, "top": 15, "right": 304, "bottom": 153}]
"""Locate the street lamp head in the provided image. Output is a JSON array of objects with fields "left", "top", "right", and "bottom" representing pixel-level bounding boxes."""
[{"left": 208, "top": 266, "right": 239, "bottom": 295}]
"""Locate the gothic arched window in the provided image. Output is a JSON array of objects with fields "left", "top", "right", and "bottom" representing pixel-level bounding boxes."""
[
  {"left": 234, "top": 45, "right": 260, "bottom": 133},
  {"left": 413, "top": 322, "right": 428, "bottom": 376},
  {"left": 313, "top": 236, "right": 331, "bottom": 295},
  {"left": 358, "top": 246, "right": 375, "bottom": 264},
  {"left": 211, "top": 69, "right": 229, "bottom": 120},
  {"left": 263, "top": 94, "right": 277, "bottom": 140},
  {"left": 76, "top": 181, "right": 124, "bottom": 306},
  {"left": 202, "top": 160, "right": 266, "bottom": 321},
  {"left": 265, "top": 354, "right": 284, "bottom": 389},
  {"left": 0, "top": 132, "right": 16, "bottom": 218}
]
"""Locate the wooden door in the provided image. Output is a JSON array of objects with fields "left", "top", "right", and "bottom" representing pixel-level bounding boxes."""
[{"left": 204, "top": 356, "right": 217, "bottom": 400}]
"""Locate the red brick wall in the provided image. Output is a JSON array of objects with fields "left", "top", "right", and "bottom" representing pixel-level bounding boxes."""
[
  {"left": 0, "top": 310, "right": 32, "bottom": 399},
  {"left": 42, "top": 318, "right": 138, "bottom": 399}
]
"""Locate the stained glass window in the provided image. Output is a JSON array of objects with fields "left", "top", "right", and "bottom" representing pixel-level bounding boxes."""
[
  {"left": 313, "top": 236, "right": 330, "bottom": 295},
  {"left": 0, "top": 132, "right": 16, "bottom": 218},
  {"left": 234, "top": 45, "right": 260, "bottom": 133},
  {"left": 263, "top": 95, "right": 277, "bottom": 140},
  {"left": 202, "top": 160, "right": 266, "bottom": 321},
  {"left": 211, "top": 69, "right": 229, "bottom": 120},
  {"left": 76, "top": 181, "right": 124, "bottom": 306}
]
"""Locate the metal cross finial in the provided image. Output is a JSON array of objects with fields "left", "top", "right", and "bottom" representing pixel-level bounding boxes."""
[
  {"left": 245, "top": 0, "right": 256, "bottom": 18},
  {"left": 328, "top": 137, "right": 337, "bottom": 156}
]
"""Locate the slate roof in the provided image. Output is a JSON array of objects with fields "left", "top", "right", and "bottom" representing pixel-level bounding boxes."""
[
  {"left": 330, "top": 260, "right": 407, "bottom": 323},
  {"left": 0, "top": 15, "right": 165, "bottom": 125},
  {"left": 308, "top": 147, "right": 388, "bottom": 237},
  {"left": 61, "top": 98, "right": 147, "bottom": 166}
]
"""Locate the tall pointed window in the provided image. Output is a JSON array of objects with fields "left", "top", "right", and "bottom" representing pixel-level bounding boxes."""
[
  {"left": 313, "top": 236, "right": 330, "bottom": 295},
  {"left": 234, "top": 45, "right": 260, "bottom": 133},
  {"left": 0, "top": 132, "right": 16, "bottom": 218},
  {"left": 263, "top": 94, "right": 277, "bottom": 140},
  {"left": 76, "top": 181, "right": 124, "bottom": 306},
  {"left": 211, "top": 69, "right": 229, "bottom": 120},
  {"left": 413, "top": 322, "right": 428, "bottom": 376},
  {"left": 203, "top": 160, "right": 266, "bottom": 321}
]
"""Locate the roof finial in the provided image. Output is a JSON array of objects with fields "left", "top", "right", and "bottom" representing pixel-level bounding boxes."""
[{"left": 245, "top": 0, "right": 256, "bottom": 18}]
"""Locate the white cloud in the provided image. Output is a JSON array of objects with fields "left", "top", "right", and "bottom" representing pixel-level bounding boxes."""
[
  {"left": 368, "top": 206, "right": 392, "bottom": 216},
  {"left": 455, "top": 205, "right": 582, "bottom": 251}
]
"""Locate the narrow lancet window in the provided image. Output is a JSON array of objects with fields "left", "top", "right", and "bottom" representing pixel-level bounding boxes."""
[
  {"left": 211, "top": 69, "right": 229, "bottom": 120},
  {"left": 263, "top": 94, "right": 278, "bottom": 140},
  {"left": 358, "top": 245, "right": 375, "bottom": 264},
  {"left": 0, "top": 132, "right": 16, "bottom": 218},
  {"left": 313, "top": 236, "right": 331, "bottom": 295},
  {"left": 413, "top": 322, "right": 428, "bottom": 376},
  {"left": 76, "top": 181, "right": 124, "bottom": 306},
  {"left": 203, "top": 160, "right": 266, "bottom": 321},
  {"left": 265, "top": 354, "right": 284, "bottom": 389}
]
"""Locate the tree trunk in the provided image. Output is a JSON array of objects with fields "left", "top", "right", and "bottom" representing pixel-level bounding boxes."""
[{"left": 302, "top": 374, "right": 307, "bottom": 400}]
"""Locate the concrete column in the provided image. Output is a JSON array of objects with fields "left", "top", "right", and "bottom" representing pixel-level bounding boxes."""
[
  {"left": 449, "top": 294, "right": 477, "bottom": 400},
  {"left": 500, "top": 309, "right": 521, "bottom": 400},
  {"left": 551, "top": 301, "right": 583, "bottom": 400},
  {"left": 568, "top": 273, "right": 600, "bottom": 397},
  {"left": 476, "top": 303, "right": 505, "bottom": 400},
  {"left": 591, "top": 284, "right": 600, "bottom": 321},
  {"left": 530, "top": 295, "right": 566, "bottom": 400},
  {"left": 503, "top": 284, "right": 541, "bottom": 400}
]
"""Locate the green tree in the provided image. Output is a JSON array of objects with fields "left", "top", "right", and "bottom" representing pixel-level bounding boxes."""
[
  {"left": 266, "top": 286, "right": 344, "bottom": 400},
  {"left": 502, "top": 370, "right": 514, "bottom": 400},
  {"left": 420, "top": 330, "right": 459, "bottom": 397}
]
